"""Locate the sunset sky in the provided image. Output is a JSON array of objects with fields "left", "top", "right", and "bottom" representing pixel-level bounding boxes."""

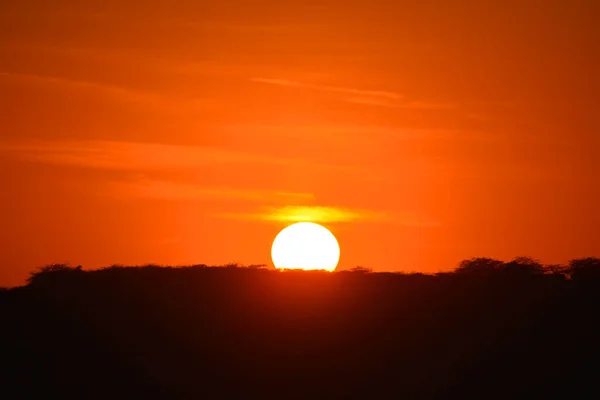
[{"left": 1, "top": 0, "right": 598, "bottom": 286}]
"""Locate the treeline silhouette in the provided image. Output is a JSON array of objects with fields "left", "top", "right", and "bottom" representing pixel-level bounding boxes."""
[{"left": 2, "top": 257, "right": 600, "bottom": 399}]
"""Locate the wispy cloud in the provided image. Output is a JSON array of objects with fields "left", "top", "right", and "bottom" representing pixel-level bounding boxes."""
[
  {"left": 216, "top": 205, "right": 438, "bottom": 226},
  {"left": 111, "top": 179, "right": 315, "bottom": 203},
  {"left": 0, "top": 71, "right": 158, "bottom": 103},
  {"left": 1, "top": 140, "right": 321, "bottom": 204},
  {"left": 216, "top": 205, "right": 381, "bottom": 223},
  {"left": 398, "top": 101, "right": 456, "bottom": 110},
  {"left": 252, "top": 78, "right": 404, "bottom": 100},
  {"left": 0, "top": 139, "right": 333, "bottom": 172},
  {"left": 264, "top": 205, "right": 386, "bottom": 223},
  {"left": 0, "top": 71, "right": 212, "bottom": 111},
  {"left": 343, "top": 96, "right": 400, "bottom": 108},
  {"left": 252, "top": 77, "right": 455, "bottom": 110},
  {"left": 345, "top": 97, "right": 455, "bottom": 110}
]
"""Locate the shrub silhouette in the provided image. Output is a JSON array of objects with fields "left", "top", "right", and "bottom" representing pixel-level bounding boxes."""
[
  {"left": 26, "top": 263, "right": 84, "bottom": 285},
  {"left": 346, "top": 266, "right": 373, "bottom": 273}
]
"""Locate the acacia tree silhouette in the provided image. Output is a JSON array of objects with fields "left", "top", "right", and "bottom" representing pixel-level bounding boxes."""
[
  {"left": 453, "top": 257, "right": 504, "bottom": 276},
  {"left": 569, "top": 257, "right": 600, "bottom": 281}
]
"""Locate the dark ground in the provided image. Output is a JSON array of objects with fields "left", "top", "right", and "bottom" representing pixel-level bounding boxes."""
[{"left": 1, "top": 259, "right": 599, "bottom": 399}]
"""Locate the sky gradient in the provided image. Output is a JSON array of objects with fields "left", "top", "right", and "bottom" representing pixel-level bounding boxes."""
[{"left": 1, "top": 0, "right": 598, "bottom": 286}]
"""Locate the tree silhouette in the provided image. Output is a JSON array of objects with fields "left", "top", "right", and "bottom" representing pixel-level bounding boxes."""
[
  {"left": 502, "top": 256, "right": 546, "bottom": 276},
  {"left": 453, "top": 257, "right": 504, "bottom": 276},
  {"left": 453, "top": 256, "right": 549, "bottom": 277},
  {"left": 545, "top": 264, "right": 569, "bottom": 276},
  {"left": 568, "top": 257, "right": 600, "bottom": 281}
]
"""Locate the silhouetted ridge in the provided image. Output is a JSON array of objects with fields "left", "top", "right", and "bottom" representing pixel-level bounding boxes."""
[{"left": 2, "top": 257, "right": 599, "bottom": 399}]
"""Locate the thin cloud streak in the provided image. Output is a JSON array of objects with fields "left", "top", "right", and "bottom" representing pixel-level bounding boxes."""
[
  {"left": 345, "top": 97, "right": 455, "bottom": 110},
  {"left": 0, "top": 71, "right": 163, "bottom": 104},
  {"left": 252, "top": 77, "right": 455, "bottom": 110},
  {"left": 344, "top": 96, "right": 401, "bottom": 108},
  {"left": 0, "top": 71, "right": 213, "bottom": 111},
  {"left": 252, "top": 77, "right": 404, "bottom": 100},
  {"left": 399, "top": 101, "right": 456, "bottom": 110},
  {"left": 216, "top": 205, "right": 439, "bottom": 227},
  {"left": 1, "top": 140, "right": 275, "bottom": 170},
  {"left": 111, "top": 179, "right": 315, "bottom": 203},
  {"left": 0, "top": 139, "right": 359, "bottom": 174}
]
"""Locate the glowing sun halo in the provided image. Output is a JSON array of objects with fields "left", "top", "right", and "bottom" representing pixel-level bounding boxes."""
[{"left": 271, "top": 222, "right": 340, "bottom": 272}]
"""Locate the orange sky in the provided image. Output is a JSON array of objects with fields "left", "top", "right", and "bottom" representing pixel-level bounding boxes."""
[{"left": 1, "top": 0, "right": 598, "bottom": 286}]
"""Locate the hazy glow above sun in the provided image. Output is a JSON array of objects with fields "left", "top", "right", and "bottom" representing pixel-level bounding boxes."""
[{"left": 271, "top": 222, "right": 340, "bottom": 272}]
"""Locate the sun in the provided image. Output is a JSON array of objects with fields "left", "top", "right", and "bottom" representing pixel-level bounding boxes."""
[{"left": 271, "top": 222, "right": 340, "bottom": 272}]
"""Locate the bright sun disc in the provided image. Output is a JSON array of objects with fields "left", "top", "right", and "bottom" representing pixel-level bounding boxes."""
[{"left": 271, "top": 222, "right": 340, "bottom": 272}]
